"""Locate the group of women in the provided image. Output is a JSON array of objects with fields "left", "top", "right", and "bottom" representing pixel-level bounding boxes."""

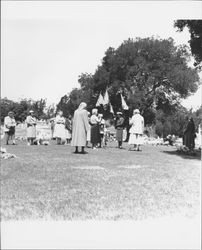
[
  {"left": 70, "top": 102, "right": 145, "bottom": 153},
  {"left": 4, "top": 101, "right": 196, "bottom": 153},
  {"left": 3, "top": 104, "right": 145, "bottom": 151}
]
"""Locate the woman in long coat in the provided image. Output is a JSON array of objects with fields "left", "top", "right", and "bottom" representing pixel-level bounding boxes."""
[
  {"left": 90, "top": 108, "right": 101, "bottom": 149},
  {"left": 71, "top": 102, "right": 90, "bottom": 154},
  {"left": 26, "top": 110, "right": 37, "bottom": 145},
  {"left": 183, "top": 117, "right": 196, "bottom": 151},
  {"left": 128, "top": 109, "right": 144, "bottom": 151},
  {"left": 54, "top": 111, "right": 66, "bottom": 145}
]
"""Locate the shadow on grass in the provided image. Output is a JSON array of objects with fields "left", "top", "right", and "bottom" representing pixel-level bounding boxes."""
[{"left": 162, "top": 149, "right": 201, "bottom": 161}]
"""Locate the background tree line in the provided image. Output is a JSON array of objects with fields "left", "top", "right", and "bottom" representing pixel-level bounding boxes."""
[{"left": 0, "top": 98, "right": 56, "bottom": 123}]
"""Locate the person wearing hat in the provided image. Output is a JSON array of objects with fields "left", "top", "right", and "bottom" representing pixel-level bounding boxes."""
[
  {"left": 128, "top": 109, "right": 144, "bottom": 151},
  {"left": 26, "top": 110, "right": 37, "bottom": 145},
  {"left": 115, "top": 111, "right": 125, "bottom": 149},
  {"left": 53, "top": 110, "right": 66, "bottom": 145},
  {"left": 3, "top": 111, "right": 17, "bottom": 145},
  {"left": 71, "top": 102, "right": 90, "bottom": 154},
  {"left": 90, "top": 108, "right": 101, "bottom": 149}
]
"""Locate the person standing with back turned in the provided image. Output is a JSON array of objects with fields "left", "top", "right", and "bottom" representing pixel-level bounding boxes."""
[{"left": 71, "top": 102, "right": 90, "bottom": 154}]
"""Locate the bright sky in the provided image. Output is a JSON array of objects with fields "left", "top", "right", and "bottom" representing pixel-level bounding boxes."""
[{"left": 1, "top": 1, "right": 202, "bottom": 110}]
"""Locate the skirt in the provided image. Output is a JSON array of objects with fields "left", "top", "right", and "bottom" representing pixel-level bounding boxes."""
[
  {"left": 128, "top": 133, "right": 143, "bottom": 145},
  {"left": 91, "top": 124, "right": 100, "bottom": 144},
  {"left": 116, "top": 129, "right": 123, "bottom": 142},
  {"left": 27, "top": 125, "right": 36, "bottom": 138},
  {"left": 54, "top": 124, "right": 66, "bottom": 139}
]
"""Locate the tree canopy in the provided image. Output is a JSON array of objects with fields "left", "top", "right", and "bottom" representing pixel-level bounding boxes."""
[
  {"left": 1, "top": 98, "right": 55, "bottom": 122},
  {"left": 57, "top": 37, "right": 200, "bottom": 127},
  {"left": 174, "top": 20, "right": 202, "bottom": 68}
]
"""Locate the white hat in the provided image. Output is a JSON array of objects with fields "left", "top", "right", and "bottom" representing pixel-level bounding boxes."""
[
  {"left": 117, "top": 111, "right": 123, "bottom": 115},
  {"left": 29, "top": 110, "right": 34, "bottom": 113},
  {"left": 134, "top": 109, "right": 140, "bottom": 114}
]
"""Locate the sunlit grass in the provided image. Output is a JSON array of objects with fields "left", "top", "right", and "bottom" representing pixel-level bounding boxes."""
[{"left": 1, "top": 140, "right": 200, "bottom": 220}]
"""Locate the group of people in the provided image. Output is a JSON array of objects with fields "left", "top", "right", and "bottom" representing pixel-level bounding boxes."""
[
  {"left": 70, "top": 102, "right": 145, "bottom": 153},
  {"left": 3, "top": 102, "right": 197, "bottom": 154}
]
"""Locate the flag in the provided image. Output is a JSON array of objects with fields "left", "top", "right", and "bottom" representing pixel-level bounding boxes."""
[
  {"left": 95, "top": 92, "right": 104, "bottom": 107},
  {"left": 109, "top": 103, "right": 114, "bottom": 114},
  {"left": 103, "top": 90, "right": 109, "bottom": 105},
  {"left": 121, "top": 94, "right": 129, "bottom": 110}
]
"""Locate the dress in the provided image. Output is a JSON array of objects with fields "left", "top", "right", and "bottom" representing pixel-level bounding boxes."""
[
  {"left": 4, "top": 116, "right": 16, "bottom": 136},
  {"left": 71, "top": 108, "right": 90, "bottom": 147},
  {"left": 90, "top": 115, "right": 100, "bottom": 144},
  {"left": 65, "top": 118, "right": 72, "bottom": 139},
  {"left": 128, "top": 114, "right": 144, "bottom": 145},
  {"left": 53, "top": 115, "right": 66, "bottom": 139},
  {"left": 26, "top": 115, "right": 37, "bottom": 138},
  {"left": 115, "top": 117, "right": 125, "bottom": 142}
]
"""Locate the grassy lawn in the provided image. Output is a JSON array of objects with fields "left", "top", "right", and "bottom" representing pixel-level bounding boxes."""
[{"left": 1, "top": 140, "right": 201, "bottom": 221}]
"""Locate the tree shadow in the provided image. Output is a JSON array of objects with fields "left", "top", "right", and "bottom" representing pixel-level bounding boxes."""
[{"left": 162, "top": 149, "right": 201, "bottom": 161}]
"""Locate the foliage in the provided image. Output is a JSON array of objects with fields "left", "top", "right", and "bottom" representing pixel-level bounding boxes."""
[
  {"left": 174, "top": 20, "right": 202, "bottom": 68},
  {"left": 0, "top": 97, "right": 50, "bottom": 122},
  {"left": 58, "top": 37, "right": 199, "bottom": 127}
]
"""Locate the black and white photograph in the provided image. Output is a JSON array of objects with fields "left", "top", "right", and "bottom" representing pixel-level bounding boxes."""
[{"left": 1, "top": 1, "right": 202, "bottom": 249}]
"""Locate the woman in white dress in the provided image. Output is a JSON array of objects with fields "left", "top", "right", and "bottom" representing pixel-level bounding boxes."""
[
  {"left": 26, "top": 110, "right": 37, "bottom": 145},
  {"left": 54, "top": 111, "right": 66, "bottom": 145},
  {"left": 128, "top": 109, "right": 144, "bottom": 151}
]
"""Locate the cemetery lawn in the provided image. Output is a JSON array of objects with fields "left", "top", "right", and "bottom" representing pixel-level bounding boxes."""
[{"left": 1, "top": 140, "right": 201, "bottom": 220}]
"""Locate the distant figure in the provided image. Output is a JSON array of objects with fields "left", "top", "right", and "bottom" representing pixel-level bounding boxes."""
[
  {"left": 115, "top": 112, "right": 125, "bottom": 149},
  {"left": 90, "top": 108, "right": 101, "bottom": 149},
  {"left": 183, "top": 117, "right": 196, "bottom": 151},
  {"left": 54, "top": 111, "right": 66, "bottom": 145},
  {"left": 128, "top": 109, "right": 144, "bottom": 151},
  {"left": 98, "top": 114, "right": 105, "bottom": 148},
  {"left": 65, "top": 115, "right": 72, "bottom": 144},
  {"left": 26, "top": 110, "right": 37, "bottom": 146},
  {"left": 50, "top": 119, "right": 55, "bottom": 139},
  {"left": 71, "top": 102, "right": 90, "bottom": 154},
  {"left": 4, "top": 111, "right": 17, "bottom": 145},
  {"left": 86, "top": 112, "right": 91, "bottom": 148}
]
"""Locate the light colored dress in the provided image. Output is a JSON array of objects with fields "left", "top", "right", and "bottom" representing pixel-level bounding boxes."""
[
  {"left": 4, "top": 116, "right": 16, "bottom": 134},
  {"left": 71, "top": 109, "right": 90, "bottom": 147},
  {"left": 54, "top": 115, "right": 66, "bottom": 139},
  {"left": 26, "top": 115, "right": 37, "bottom": 138},
  {"left": 128, "top": 114, "right": 144, "bottom": 145}
]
